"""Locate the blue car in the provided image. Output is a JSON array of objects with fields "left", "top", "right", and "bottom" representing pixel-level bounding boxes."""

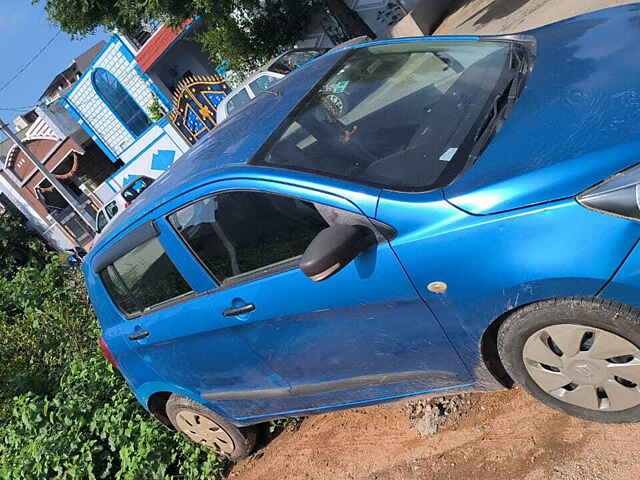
[{"left": 84, "top": 5, "right": 640, "bottom": 459}]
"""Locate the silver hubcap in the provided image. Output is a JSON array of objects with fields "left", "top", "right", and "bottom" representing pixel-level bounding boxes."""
[
  {"left": 175, "top": 409, "right": 235, "bottom": 454},
  {"left": 523, "top": 324, "right": 640, "bottom": 411}
]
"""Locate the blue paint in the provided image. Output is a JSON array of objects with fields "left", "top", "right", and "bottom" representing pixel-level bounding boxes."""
[
  {"left": 82, "top": 5, "right": 640, "bottom": 429},
  {"left": 150, "top": 150, "right": 176, "bottom": 171},
  {"left": 60, "top": 97, "right": 118, "bottom": 162},
  {"left": 103, "top": 132, "right": 167, "bottom": 186},
  {"left": 445, "top": 7, "right": 640, "bottom": 213},
  {"left": 148, "top": 80, "right": 173, "bottom": 109},
  {"left": 122, "top": 175, "right": 139, "bottom": 187},
  {"left": 64, "top": 35, "right": 118, "bottom": 99},
  {"left": 119, "top": 41, "right": 135, "bottom": 62},
  {"left": 91, "top": 67, "right": 151, "bottom": 140}
]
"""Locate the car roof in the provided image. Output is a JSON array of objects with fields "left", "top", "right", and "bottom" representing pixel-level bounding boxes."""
[{"left": 89, "top": 36, "right": 487, "bottom": 257}]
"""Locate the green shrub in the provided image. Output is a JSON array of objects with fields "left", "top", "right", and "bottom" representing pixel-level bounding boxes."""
[
  {"left": 0, "top": 224, "right": 228, "bottom": 478},
  {"left": 0, "top": 262, "right": 96, "bottom": 418},
  {"left": 0, "top": 355, "right": 227, "bottom": 480}
]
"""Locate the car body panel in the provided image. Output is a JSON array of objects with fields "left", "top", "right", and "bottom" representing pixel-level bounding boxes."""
[
  {"left": 90, "top": 177, "right": 470, "bottom": 421},
  {"left": 445, "top": 4, "right": 640, "bottom": 214},
  {"left": 376, "top": 190, "right": 640, "bottom": 368},
  {"left": 82, "top": 5, "right": 640, "bottom": 427}
]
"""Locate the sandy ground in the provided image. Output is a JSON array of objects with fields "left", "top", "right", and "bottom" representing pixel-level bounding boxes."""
[
  {"left": 226, "top": 2, "right": 640, "bottom": 479},
  {"left": 229, "top": 387, "right": 640, "bottom": 480},
  {"left": 433, "top": 0, "right": 638, "bottom": 36}
]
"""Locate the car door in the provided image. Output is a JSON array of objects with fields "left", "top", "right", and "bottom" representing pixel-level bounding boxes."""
[{"left": 128, "top": 179, "right": 471, "bottom": 419}]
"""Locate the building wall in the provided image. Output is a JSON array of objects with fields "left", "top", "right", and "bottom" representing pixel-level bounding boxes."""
[
  {"left": 7, "top": 138, "right": 84, "bottom": 219},
  {"left": 63, "top": 37, "right": 160, "bottom": 160},
  {"left": 0, "top": 172, "right": 75, "bottom": 251},
  {"left": 97, "top": 119, "right": 189, "bottom": 199}
]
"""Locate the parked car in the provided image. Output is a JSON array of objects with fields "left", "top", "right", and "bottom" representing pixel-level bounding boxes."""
[
  {"left": 95, "top": 175, "right": 154, "bottom": 234},
  {"left": 215, "top": 48, "right": 327, "bottom": 123},
  {"left": 85, "top": 5, "right": 640, "bottom": 460}
]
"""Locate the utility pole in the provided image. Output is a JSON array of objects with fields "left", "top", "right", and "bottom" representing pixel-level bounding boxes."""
[{"left": 0, "top": 119, "right": 96, "bottom": 232}]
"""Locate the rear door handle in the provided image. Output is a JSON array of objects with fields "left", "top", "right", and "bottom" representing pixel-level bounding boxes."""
[
  {"left": 223, "top": 303, "right": 255, "bottom": 317},
  {"left": 128, "top": 330, "right": 150, "bottom": 341}
]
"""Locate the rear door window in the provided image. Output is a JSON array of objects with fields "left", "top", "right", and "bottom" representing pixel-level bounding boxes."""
[
  {"left": 100, "top": 237, "right": 193, "bottom": 315},
  {"left": 168, "top": 191, "right": 328, "bottom": 284}
]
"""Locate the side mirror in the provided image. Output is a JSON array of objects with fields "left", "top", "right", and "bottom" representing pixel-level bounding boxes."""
[{"left": 300, "top": 224, "right": 376, "bottom": 282}]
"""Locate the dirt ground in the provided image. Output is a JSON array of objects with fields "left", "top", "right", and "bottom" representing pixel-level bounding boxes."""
[
  {"left": 433, "top": 0, "right": 637, "bottom": 35},
  {"left": 227, "top": 2, "right": 640, "bottom": 479},
  {"left": 229, "top": 387, "right": 640, "bottom": 480}
]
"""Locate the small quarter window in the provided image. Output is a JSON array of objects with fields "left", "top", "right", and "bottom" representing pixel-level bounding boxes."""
[
  {"left": 100, "top": 237, "right": 192, "bottom": 315},
  {"left": 169, "top": 191, "right": 329, "bottom": 284}
]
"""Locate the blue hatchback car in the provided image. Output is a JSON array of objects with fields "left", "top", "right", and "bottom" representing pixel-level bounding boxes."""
[{"left": 85, "top": 5, "right": 640, "bottom": 458}]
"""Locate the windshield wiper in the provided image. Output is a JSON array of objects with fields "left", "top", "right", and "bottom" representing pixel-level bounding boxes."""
[{"left": 471, "top": 47, "right": 527, "bottom": 156}]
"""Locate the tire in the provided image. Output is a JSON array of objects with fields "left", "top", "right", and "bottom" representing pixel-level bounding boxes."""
[
  {"left": 166, "top": 394, "right": 256, "bottom": 460},
  {"left": 497, "top": 298, "right": 640, "bottom": 423}
]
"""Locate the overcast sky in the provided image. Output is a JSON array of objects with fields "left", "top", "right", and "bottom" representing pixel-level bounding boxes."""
[{"left": 0, "top": 0, "right": 109, "bottom": 130}]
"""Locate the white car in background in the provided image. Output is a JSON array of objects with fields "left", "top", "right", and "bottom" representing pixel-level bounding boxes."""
[
  {"left": 95, "top": 175, "right": 154, "bottom": 234},
  {"left": 216, "top": 48, "right": 328, "bottom": 123}
]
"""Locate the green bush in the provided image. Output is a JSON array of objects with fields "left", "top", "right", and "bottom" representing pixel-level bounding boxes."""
[
  {"left": 0, "top": 355, "right": 226, "bottom": 480},
  {"left": 0, "top": 213, "right": 227, "bottom": 479}
]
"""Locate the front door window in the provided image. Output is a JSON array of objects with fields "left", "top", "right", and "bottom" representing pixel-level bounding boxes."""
[{"left": 168, "top": 191, "right": 329, "bottom": 284}]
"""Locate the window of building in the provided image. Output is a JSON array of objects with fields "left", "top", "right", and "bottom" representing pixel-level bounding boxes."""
[
  {"left": 92, "top": 68, "right": 150, "bottom": 137},
  {"left": 100, "top": 237, "right": 193, "bottom": 315},
  {"left": 168, "top": 191, "right": 329, "bottom": 285}
]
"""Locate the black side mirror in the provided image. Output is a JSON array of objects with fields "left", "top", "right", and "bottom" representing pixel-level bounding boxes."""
[{"left": 300, "top": 224, "right": 376, "bottom": 282}]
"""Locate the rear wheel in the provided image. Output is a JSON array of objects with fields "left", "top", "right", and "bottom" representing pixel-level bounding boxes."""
[
  {"left": 166, "top": 394, "right": 256, "bottom": 460},
  {"left": 498, "top": 298, "right": 640, "bottom": 422}
]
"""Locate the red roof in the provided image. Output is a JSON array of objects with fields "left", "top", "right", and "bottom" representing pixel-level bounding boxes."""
[{"left": 136, "top": 19, "right": 194, "bottom": 72}]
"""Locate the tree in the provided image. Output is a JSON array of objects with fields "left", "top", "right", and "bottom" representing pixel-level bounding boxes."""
[{"left": 37, "top": 0, "right": 323, "bottom": 73}]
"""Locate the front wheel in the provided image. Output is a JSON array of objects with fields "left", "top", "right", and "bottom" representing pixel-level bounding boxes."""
[
  {"left": 498, "top": 298, "right": 640, "bottom": 423},
  {"left": 166, "top": 394, "right": 256, "bottom": 460}
]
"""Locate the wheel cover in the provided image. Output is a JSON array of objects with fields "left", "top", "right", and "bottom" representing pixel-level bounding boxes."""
[
  {"left": 523, "top": 324, "right": 640, "bottom": 411},
  {"left": 174, "top": 409, "right": 235, "bottom": 454}
]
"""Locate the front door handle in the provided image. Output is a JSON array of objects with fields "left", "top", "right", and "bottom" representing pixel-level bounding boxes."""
[
  {"left": 128, "top": 330, "right": 150, "bottom": 341},
  {"left": 223, "top": 303, "right": 255, "bottom": 317}
]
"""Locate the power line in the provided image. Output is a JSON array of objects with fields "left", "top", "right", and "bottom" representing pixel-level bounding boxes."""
[
  {"left": 0, "top": 105, "right": 39, "bottom": 112},
  {"left": 0, "top": 29, "right": 63, "bottom": 96}
]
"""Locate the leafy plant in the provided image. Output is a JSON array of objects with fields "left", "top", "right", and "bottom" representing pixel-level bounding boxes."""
[
  {"left": 0, "top": 214, "right": 227, "bottom": 478},
  {"left": 36, "top": 0, "right": 322, "bottom": 74},
  {"left": 148, "top": 95, "right": 167, "bottom": 123}
]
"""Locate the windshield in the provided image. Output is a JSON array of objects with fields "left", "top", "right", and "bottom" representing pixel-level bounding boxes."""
[
  {"left": 269, "top": 49, "right": 325, "bottom": 75},
  {"left": 122, "top": 176, "right": 153, "bottom": 202},
  {"left": 253, "top": 40, "right": 522, "bottom": 191}
]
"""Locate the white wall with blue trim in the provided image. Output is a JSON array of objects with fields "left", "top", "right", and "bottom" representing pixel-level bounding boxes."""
[{"left": 62, "top": 35, "right": 189, "bottom": 201}]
